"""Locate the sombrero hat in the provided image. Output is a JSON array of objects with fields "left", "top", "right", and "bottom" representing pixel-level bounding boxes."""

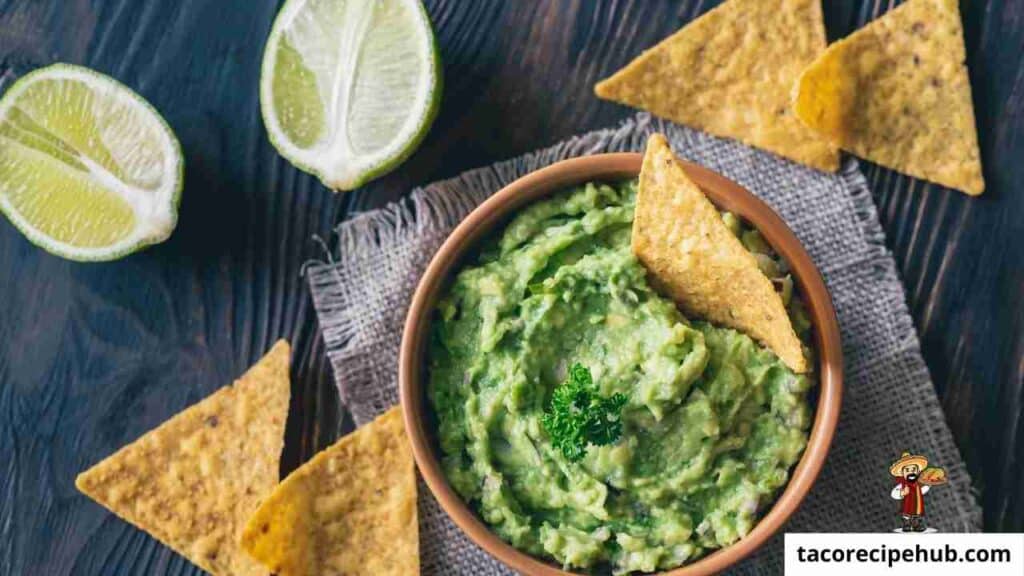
[{"left": 890, "top": 451, "right": 928, "bottom": 476}]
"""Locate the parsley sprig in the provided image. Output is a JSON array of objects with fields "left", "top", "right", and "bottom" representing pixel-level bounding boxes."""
[{"left": 541, "top": 363, "right": 628, "bottom": 462}]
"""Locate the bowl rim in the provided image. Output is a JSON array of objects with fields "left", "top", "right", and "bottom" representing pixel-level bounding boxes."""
[{"left": 399, "top": 152, "right": 843, "bottom": 576}]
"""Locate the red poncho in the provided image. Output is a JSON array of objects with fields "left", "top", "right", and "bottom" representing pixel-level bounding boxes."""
[{"left": 897, "top": 478, "right": 925, "bottom": 516}]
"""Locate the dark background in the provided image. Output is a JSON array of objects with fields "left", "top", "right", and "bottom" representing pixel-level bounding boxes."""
[{"left": 1, "top": 0, "right": 1021, "bottom": 573}]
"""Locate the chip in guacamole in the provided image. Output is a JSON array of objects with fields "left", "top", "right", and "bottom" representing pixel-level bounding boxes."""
[{"left": 633, "top": 134, "right": 807, "bottom": 373}]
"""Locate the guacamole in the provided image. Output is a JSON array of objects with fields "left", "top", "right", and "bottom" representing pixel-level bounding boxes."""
[{"left": 429, "top": 181, "right": 814, "bottom": 574}]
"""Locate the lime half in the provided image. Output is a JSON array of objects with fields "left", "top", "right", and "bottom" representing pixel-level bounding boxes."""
[
  {"left": 0, "top": 64, "right": 183, "bottom": 262},
  {"left": 261, "top": 0, "right": 441, "bottom": 191}
]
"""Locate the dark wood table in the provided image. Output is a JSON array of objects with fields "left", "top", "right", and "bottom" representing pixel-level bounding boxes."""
[{"left": 1, "top": 0, "right": 1020, "bottom": 573}]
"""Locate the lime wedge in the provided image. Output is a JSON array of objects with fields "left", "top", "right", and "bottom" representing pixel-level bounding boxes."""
[
  {"left": 0, "top": 64, "right": 183, "bottom": 262},
  {"left": 261, "top": 0, "right": 441, "bottom": 191}
]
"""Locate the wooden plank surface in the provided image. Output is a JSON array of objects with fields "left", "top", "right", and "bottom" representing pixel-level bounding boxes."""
[{"left": 0, "top": 0, "right": 1020, "bottom": 574}]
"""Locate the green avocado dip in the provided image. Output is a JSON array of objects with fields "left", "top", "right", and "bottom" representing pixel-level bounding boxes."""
[{"left": 429, "top": 180, "right": 814, "bottom": 574}]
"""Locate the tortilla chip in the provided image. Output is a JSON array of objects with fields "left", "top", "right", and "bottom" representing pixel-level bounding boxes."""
[
  {"left": 632, "top": 134, "right": 808, "bottom": 372},
  {"left": 75, "top": 341, "right": 291, "bottom": 576},
  {"left": 595, "top": 0, "right": 838, "bottom": 172},
  {"left": 240, "top": 406, "right": 417, "bottom": 576},
  {"left": 793, "top": 0, "right": 984, "bottom": 195},
  {"left": 920, "top": 467, "right": 948, "bottom": 486}
]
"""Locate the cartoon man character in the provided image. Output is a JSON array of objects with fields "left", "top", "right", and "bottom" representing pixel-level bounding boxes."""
[{"left": 889, "top": 451, "right": 931, "bottom": 532}]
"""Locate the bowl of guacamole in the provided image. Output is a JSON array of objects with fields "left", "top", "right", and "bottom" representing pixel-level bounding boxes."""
[{"left": 399, "top": 151, "right": 842, "bottom": 576}]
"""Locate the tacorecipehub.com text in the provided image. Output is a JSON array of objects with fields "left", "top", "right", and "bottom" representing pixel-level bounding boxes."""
[{"left": 794, "top": 543, "right": 1011, "bottom": 567}]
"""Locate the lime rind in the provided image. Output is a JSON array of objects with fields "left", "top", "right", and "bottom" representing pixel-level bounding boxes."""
[
  {"left": 260, "top": 0, "right": 441, "bottom": 191},
  {"left": 0, "top": 63, "right": 183, "bottom": 262}
]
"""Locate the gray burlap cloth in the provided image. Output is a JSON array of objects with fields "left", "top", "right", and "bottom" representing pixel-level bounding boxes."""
[{"left": 306, "top": 113, "right": 982, "bottom": 575}]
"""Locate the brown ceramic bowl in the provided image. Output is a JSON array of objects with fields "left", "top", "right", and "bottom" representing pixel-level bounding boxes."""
[{"left": 400, "top": 153, "right": 843, "bottom": 576}]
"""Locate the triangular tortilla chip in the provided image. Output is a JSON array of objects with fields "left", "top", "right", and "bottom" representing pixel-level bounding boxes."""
[
  {"left": 76, "top": 341, "right": 291, "bottom": 576},
  {"left": 794, "top": 0, "right": 984, "bottom": 195},
  {"left": 632, "top": 134, "right": 808, "bottom": 372},
  {"left": 595, "top": 0, "right": 838, "bottom": 172},
  {"left": 240, "top": 406, "right": 417, "bottom": 576}
]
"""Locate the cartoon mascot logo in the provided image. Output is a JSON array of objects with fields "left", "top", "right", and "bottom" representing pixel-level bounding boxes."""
[{"left": 889, "top": 451, "right": 947, "bottom": 532}]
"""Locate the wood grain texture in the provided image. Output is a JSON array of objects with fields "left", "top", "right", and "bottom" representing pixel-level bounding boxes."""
[{"left": 0, "top": 1, "right": 1019, "bottom": 574}]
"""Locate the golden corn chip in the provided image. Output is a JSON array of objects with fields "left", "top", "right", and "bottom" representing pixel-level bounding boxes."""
[
  {"left": 595, "top": 0, "right": 838, "bottom": 172},
  {"left": 632, "top": 134, "right": 808, "bottom": 372},
  {"left": 920, "top": 467, "right": 948, "bottom": 486},
  {"left": 240, "top": 406, "right": 417, "bottom": 576},
  {"left": 794, "top": 0, "right": 984, "bottom": 195},
  {"left": 75, "top": 341, "right": 292, "bottom": 576}
]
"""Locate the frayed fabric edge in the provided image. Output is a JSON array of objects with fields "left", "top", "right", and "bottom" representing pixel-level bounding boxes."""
[{"left": 838, "top": 162, "right": 983, "bottom": 532}]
